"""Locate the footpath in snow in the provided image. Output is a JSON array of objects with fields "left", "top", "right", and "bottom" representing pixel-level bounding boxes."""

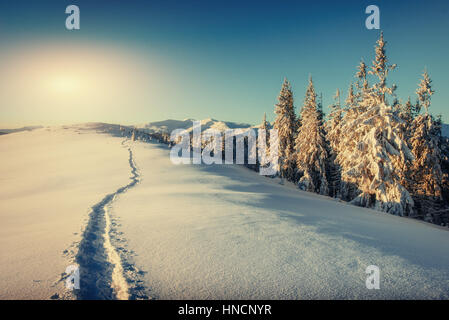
[{"left": 0, "top": 125, "right": 131, "bottom": 299}]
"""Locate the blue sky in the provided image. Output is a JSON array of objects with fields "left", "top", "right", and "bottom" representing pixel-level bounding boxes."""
[{"left": 0, "top": 0, "right": 448, "bottom": 127}]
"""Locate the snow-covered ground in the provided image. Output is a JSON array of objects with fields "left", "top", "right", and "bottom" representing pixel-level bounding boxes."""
[
  {"left": 1, "top": 124, "right": 449, "bottom": 299},
  {"left": 113, "top": 140, "right": 449, "bottom": 299},
  {"left": 0, "top": 125, "right": 131, "bottom": 299}
]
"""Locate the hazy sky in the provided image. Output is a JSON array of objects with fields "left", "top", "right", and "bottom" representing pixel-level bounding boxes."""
[{"left": 0, "top": 0, "right": 448, "bottom": 128}]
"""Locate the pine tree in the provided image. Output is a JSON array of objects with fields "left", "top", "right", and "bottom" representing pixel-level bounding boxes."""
[
  {"left": 413, "top": 98, "right": 422, "bottom": 118},
  {"left": 346, "top": 83, "right": 356, "bottom": 110},
  {"left": 327, "top": 89, "right": 342, "bottom": 153},
  {"left": 338, "top": 81, "right": 368, "bottom": 201},
  {"left": 337, "top": 98, "right": 414, "bottom": 215},
  {"left": 273, "top": 78, "right": 297, "bottom": 181},
  {"left": 398, "top": 97, "right": 414, "bottom": 139},
  {"left": 295, "top": 77, "right": 329, "bottom": 195},
  {"left": 416, "top": 69, "right": 434, "bottom": 113},
  {"left": 326, "top": 89, "right": 343, "bottom": 197},
  {"left": 356, "top": 60, "right": 370, "bottom": 101},
  {"left": 409, "top": 115, "right": 443, "bottom": 199},
  {"left": 369, "top": 31, "right": 397, "bottom": 103},
  {"left": 317, "top": 93, "right": 325, "bottom": 121},
  {"left": 260, "top": 112, "right": 269, "bottom": 130},
  {"left": 408, "top": 71, "right": 443, "bottom": 212},
  {"left": 392, "top": 97, "right": 400, "bottom": 112},
  {"left": 400, "top": 97, "right": 414, "bottom": 123},
  {"left": 337, "top": 32, "right": 414, "bottom": 216}
]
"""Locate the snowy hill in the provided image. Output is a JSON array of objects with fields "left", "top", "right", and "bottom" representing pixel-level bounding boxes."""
[
  {"left": 1, "top": 124, "right": 449, "bottom": 300},
  {"left": 138, "top": 118, "right": 256, "bottom": 134}
]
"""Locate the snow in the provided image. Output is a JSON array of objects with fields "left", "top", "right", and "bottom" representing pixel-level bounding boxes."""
[
  {"left": 113, "top": 139, "right": 449, "bottom": 299},
  {"left": 0, "top": 125, "right": 131, "bottom": 299},
  {"left": 1, "top": 124, "right": 449, "bottom": 300}
]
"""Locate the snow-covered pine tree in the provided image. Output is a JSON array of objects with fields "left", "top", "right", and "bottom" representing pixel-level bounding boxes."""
[
  {"left": 400, "top": 97, "right": 414, "bottom": 123},
  {"left": 337, "top": 32, "right": 414, "bottom": 216},
  {"left": 260, "top": 112, "right": 269, "bottom": 130},
  {"left": 416, "top": 69, "right": 434, "bottom": 114},
  {"left": 346, "top": 83, "right": 356, "bottom": 110},
  {"left": 439, "top": 131, "right": 449, "bottom": 226},
  {"left": 338, "top": 81, "right": 368, "bottom": 201},
  {"left": 413, "top": 98, "right": 422, "bottom": 118},
  {"left": 369, "top": 32, "right": 397, "bottom": 103},
  {"left": 344, "top": 60, "right": 372, "bottom": 129},
  {"left": 408, "top": 71, "right": 443, "bottom": 217},
  {"left": 409, "top": 114, "right": 443, "bottom": 196},
  {"left": 398, "top": 97, "right": 414, "bottom": 140},
  {"left": 273, "top": 78, "right": 297, "bottom": 181},
  {"left": 326, "top": 89, "right": 343, "bottom": 198},
  {"left": 355, "top": 60, "right": 370, "bottom": 102},
  {"left": 392, "top": 97, "right": 400, "bottom": 112},
  {"left": 317, "top": 93, "right": 325, "bottom": 121},
  {"left": 295, "top": 77, "right": 329, "bottom": 195},
  {"left": 327, "top": 89, "right": 343, "bottom": 153}
]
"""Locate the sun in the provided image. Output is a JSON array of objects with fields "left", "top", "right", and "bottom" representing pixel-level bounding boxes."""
[
  {"left": 0, "top": 42, "right": 158, "bottom": 120},
  {"left": 47, "top": 75, "right": 82, "bottom": 94}
]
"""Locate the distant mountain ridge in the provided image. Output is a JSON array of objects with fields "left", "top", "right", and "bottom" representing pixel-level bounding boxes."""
[
  {"left": 137, "top": 118, "right": 263, "bottom": 134},
  {"left": 139, "top": 119, "right": 449, "bottom": 138},
  {"left": 0, "top": 126, "right": 43, "bottom": 135},
  {"left": 2, "top": 121, "right": 446, "bottom": 138}
]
